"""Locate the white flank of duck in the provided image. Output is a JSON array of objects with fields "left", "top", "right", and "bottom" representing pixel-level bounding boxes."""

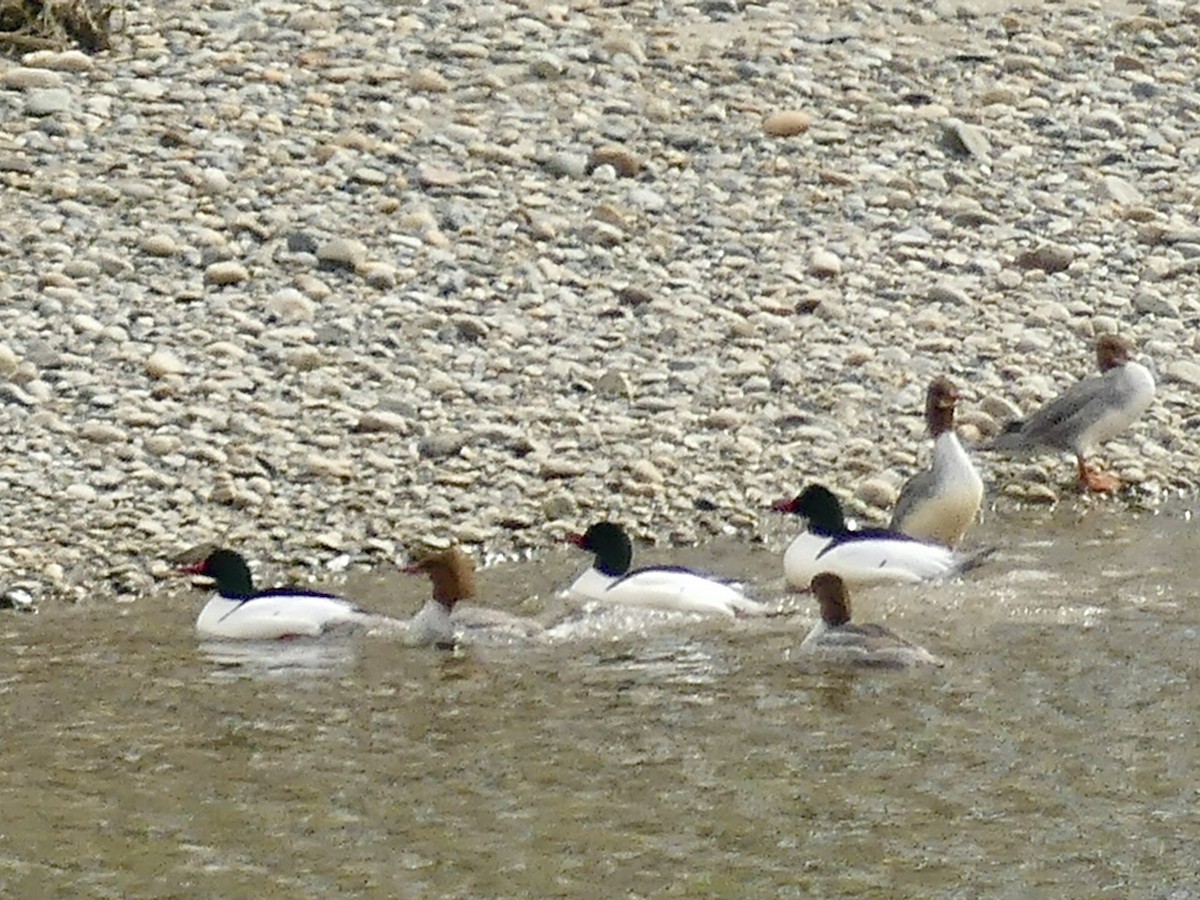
[
  {"left": 181, "top": 549, "right": 373, "bottom": 640},
  {"left": 987, "top": 333, "right": 1155, "bottom": 492},
  {"left": 889, "top": 375, "right": 984, "bottom": 547},
  {"left": 564, "top": 521, "right": 771, "bottom": 618},
  {"left": 799, "top": 573, "right": 944, "bottom": 668},
  {"left": 775, "top": 485, "right": 990, "bottom": 590}
]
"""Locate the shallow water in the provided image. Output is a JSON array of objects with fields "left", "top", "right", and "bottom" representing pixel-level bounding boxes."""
[{"left": 2, "top": 503, "right": 1199, "bottom": 897}]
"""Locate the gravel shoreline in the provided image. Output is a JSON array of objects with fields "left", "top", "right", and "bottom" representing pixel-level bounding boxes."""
[{"left": 2, "top": 0, "right": 1197, "bottom": 606}]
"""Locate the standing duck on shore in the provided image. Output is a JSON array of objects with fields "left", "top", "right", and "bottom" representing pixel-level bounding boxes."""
[
  {"left": 986, "top": 333, "right": 1155, "bottom": 492},
  {"left": 889, "top": 376, "right": 984, "bottom": 548}
]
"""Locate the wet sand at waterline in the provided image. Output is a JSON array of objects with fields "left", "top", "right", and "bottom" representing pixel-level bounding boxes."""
[{"left": 2, "top": 502, "right": 1197, "bottom": 895}]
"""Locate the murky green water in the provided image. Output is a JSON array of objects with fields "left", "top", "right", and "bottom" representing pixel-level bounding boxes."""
[{"left": 2, "top": 503, "right": 1198, "bottom": 897}]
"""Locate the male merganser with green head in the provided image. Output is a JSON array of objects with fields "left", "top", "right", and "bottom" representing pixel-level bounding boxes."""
[
  {"left": 565, "top": 521, "right": 771, "bottom": 618},
  {"left": 182, "top": 548, "right": 373, "bottom": 640},
  {"left": 775, "top": 484, "right": 991, "bottom": 590}
]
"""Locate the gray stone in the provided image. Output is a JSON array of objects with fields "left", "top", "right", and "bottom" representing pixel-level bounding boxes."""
[
  {"left": 1133, "top": 291, "right": 1179, "bottom": 318},
  {"left": 141, "top": 234, "right": 179, "bottom": 257},
  {"left": 544, "top": 152, "right": 589, "bottom": 178},
  {"left": 25, "top": 88, "right": 71, "bottom": 115},
  {"left": 1098, "top": 175, "right": 1142, "bottom": 205},
  {"left": 928, "top": 281, "right": 972, "bottom": 305},
  {"left": 939, "top": 118, "right": 990, "bottom": 159},
  {"left": 595, "top": 370, "right": 633, "bottom": 397},
  {"left": 856, "top": 478, "right": 897, "bottom": 510},
  {"left": 22, "top": 50, "right": 94, "bottom": 72},
  {"left": 1164, "top": 361, "right": 1200, "bottom": 389},
  {"left": 418, "top": 432, "right": 468, "bottom": 459},
  {"left": 0, "top": 344, "right": 18, "bottom": 377},
  {"left": 267, "top": 289, "right": 316, "bottom": 322},
  {"left": 355, "top": 410, "right": 410, "bottom": 434}
]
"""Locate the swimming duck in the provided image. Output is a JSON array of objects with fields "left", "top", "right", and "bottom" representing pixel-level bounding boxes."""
[
  {"left": 986, "top": 333, "right": 1155, "bottom": 492},
  {"left": 564, "top": 521, "right": 771, "bottom": 618},
  {"left": 774, "top": 484, "right": 988, "bottom": 589},
  {"left": 889, "top": 375, "right": 984, "bottom": 547},
  {"left": 181, "top": 548, "right": 374, "bottom": 640},
  {"left": 402, "top": 546, "right": 543, "bottom": 646},
  {"left": 799, "top": 573, "right": 944, "bottom": 668}
]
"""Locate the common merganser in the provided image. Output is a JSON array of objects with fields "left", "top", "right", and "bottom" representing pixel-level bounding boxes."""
[
  {"left": 889, "top": 376, "right": 984, "bottom": 547},
  {"left": 799, "top": 573, "right": 944, "bottom": 668},
  {"left": 181, "top": 548, "right": 374, "bottom": 640},
  {"left": 986, "top": 333, "right": 1155, "bottom": 492},
  {"left": 402, "top": 546, "right": 544, "bottom": 646},
  {"left": 774, "top": 484, "right": 989, "bottom": 589},
  {"left": 564, "top": 521, "right": 771, "bottom": 618}
]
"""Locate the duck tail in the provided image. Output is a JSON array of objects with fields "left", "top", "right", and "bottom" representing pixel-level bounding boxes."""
[
  {"left": 952, "top": 544, "right": 998, "bottom": 575},
  {"left": 983, "top": 421, "right": 1027, "bottom": 452}
]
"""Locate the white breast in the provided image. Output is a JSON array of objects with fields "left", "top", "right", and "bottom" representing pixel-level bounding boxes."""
[
  {"left": 1075, "top": 361, "right": 1156, "bottom": 453},
  {"left": 898, "top": 433, "right": 984, "bottom": 547},
  {"left": 406, "top": 599, "right": 455, "bottom": 647}
]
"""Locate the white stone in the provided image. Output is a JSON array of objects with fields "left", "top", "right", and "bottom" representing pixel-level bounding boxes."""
[{"left": 146, "top": 350, "right": 187, "bottom": 378}]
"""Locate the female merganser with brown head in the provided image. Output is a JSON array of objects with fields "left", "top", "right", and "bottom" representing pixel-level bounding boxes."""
[
  {"left": 403, "top": 546, "right": 544, "bottom": 646},
  {"left": 889, "top": 376, "right": 984, "bottom": 547},
  {"left": 181, "top": 548, "right": 374, "bottom": 640},
  {"left": 986, "top": 333, "right": 1155, "bottom": 492},
  {"left": 774, "top": 484, "right": 990, "bottom": 590},
  {"left": 402, "top": 547, "right": 471, "bottom": 647},
  {"left": 799, "top": 573, "right": 944, "bottom": 668},
  {"left": 565, "top": 521, "right": 771, "bottom": 618}
]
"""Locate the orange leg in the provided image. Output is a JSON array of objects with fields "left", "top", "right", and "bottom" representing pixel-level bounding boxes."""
[{"left": 1076, "top": 456, "right": 1121, "bottom": 493}]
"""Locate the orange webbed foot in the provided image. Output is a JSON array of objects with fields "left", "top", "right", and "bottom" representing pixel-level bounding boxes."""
[{"left": 1077, "top": 459, "right": 1121, "bottom": 493}]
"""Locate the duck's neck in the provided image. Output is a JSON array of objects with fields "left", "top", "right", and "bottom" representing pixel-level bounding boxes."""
[
  {"left": 216, "top": 572, "right": 255, "bottom": 599},
  {"left": 594, "top": 547, "right": 631, "bottom": 577},
  {"left": 927, "top": 404, "right": 955, "bottom": 438},
  {"left": 933, "top": 429, "right": 969, "bottom": 467},
  {"left": 809, "top": 506, "right": 847, "bottom": 534}
]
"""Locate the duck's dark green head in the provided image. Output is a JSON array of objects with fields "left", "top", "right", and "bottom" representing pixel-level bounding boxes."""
[
  {"left": 566, "top": 522, "right": 633, "bottom": 577},
  {"left": 772, "top": 484, "right": 847, "bottom": 533},
  {"left": 180, "top": 548, "right": 255, "bottom": 598}
]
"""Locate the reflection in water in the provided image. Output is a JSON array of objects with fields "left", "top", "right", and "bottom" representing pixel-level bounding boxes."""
[
  {"left": 592, "top": 640, "right": 729, "bottom": 687},
  {"left": 198, "top": 637, "right": 361, "bottom": 680},
  {"left": 1, "top": 505, "right": 1199, "bottom": 895}
]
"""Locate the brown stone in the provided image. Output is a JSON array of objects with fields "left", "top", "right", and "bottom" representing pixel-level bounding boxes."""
[
  {"left": 762, "top": 110, "right": 813, "bottom": 137},
  {"left": 586, "top": 146, "right": 642, "bottom": 177}
]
